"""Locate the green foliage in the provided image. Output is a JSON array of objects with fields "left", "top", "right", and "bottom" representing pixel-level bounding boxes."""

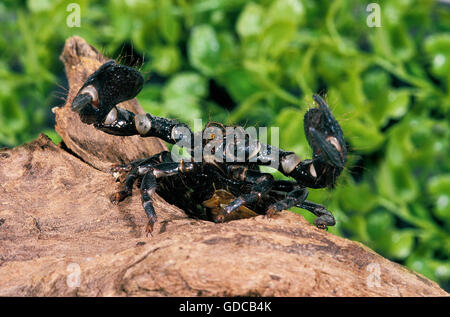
[{"left": 1, "top": 0, "right": 449, "bottom": 290}]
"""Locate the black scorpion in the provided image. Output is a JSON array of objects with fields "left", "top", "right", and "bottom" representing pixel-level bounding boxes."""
[{"left": 71, "top": 61, "right": 347, "bottom": 235}]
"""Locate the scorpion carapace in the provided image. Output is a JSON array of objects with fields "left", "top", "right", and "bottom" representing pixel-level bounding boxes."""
[{"left": 71, "top": 61, "right": 347, "bottom": 235}]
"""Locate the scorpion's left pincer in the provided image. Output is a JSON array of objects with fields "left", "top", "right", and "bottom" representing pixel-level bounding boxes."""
[{"left": 72, "top": 61, "right": 143, "bottom": 125}]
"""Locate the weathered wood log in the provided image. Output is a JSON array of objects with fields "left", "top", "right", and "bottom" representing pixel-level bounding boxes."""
[{"left": 0, "top": 36, "right": 447, "bottom": 297}]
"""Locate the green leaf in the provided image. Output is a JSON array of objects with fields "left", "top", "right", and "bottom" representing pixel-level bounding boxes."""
[
  {"left": 160, "top": 72, "right": 207, "bottom": 125},
  {"left": 386, "top": 123, "right": 413, "bottom": 167},
  {"left": 338, "top": 182, "right": 378, "bottom": 214},
  {"left": 138, "top": 85, "right": 162, "bottom": 102},
  {"left": 158, "top": 0, "right": 180, "bottom": 44},
  {"left": 377, "top": 162, "right": 418, "bottom": 203},
  {"left": 188, "top": 25, "right": 221, "bottom": 76},
  {"left": 406, "top": 255, "right": 437, "bottom": 282},
  {"left": 384, "top": 90, "right": 409, "bottom": 120},
  {"left": 265, "top": 0, "right": 305, "bottom": 26},
  {"left": 42, "top": 129, "right": 61, "bottom": 145},
  {"left": 364, "top": 70, "right": 409, "bottom": 127},
  {"left": 218, "top": 69, "right": 261, "bottom": 102},
  {"left": 231, "top": 97, "right": 275, "bottom": 128},
  {"left": 389, "top": 26, "right": 415, "bottom": 61},
  {"left": 150, "top": 46, "right": 181, "bottom": 75},
  {"left": 163, "top": 96, "right": 202, "bottom": 125},
  {"left": 236, "top": 2, "right": 264, "bottom": 38},
  {"left": 342, "top": 215, "right": 369, "bottom": 243},
  {"left": 363, "top": 69, "right": 390, "bottom": 100},
  {"left": 385, "top": 230, "right": 415, "bottom": 260},
  {"left": 367, "top": 210, "right": 395, "bottom": 241},
  {"left": 274, "top": 107, "right": 309, "bottom": 155},
  {"left": 427, "top": 175, "right": 450, "bottom": 221},
  {"left": 424, "top": 33, "right": 450, "bottom": 78},
  {"left": 163, "top": 72, "right": 207, "bottom": 100},
  {"left": 27, "top": 0, "right": 52, "bottom": 12},
  {"left": 342, "top": 119, "right": 384, "bottom": 153},
  {"left": 260, "top": 22, "right": 296, "bottom": 58}
]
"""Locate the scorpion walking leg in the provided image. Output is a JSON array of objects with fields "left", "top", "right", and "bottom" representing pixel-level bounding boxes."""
[
  {"left": 110, "top": 157, "right": 156, "bottom": 176},
  {"left": 110, "top": 166, "right": 139, "bottom": 204},
  {"left": 141, "top": 171, "right": 158, "bottom": 236},
  {"left": 222, "top": 169, "right": 274, "bottom": 216},
  {"left": 269, "top": 180, "right": 334, "bottom": 228},
  {"left": 139, "top": 160, "right": 197, "bottom": 235},
  {"left": 267, "top": 187, "right": 308, "bottom": 217},
  {"left": 297, "top": 200, "right": 336, "bottom": 229},
  {"left": 110, "top": 151, "right": 174, "bottom": 203}
]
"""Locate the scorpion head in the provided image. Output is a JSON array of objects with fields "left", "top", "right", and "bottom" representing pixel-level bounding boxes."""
[
  {"left": 303, "top": 95, "right": 346, "bottom": 188},
  {"left": 72, "top": 61, "right": 144, "bottom": 124}
]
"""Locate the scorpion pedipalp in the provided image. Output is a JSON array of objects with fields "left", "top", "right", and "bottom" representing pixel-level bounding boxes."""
[{"left": 305, "top": 95, "right": 346, "bottom": 167}]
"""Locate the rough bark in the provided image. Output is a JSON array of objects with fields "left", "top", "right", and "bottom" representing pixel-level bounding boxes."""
[{"left": 0, "top": 36, "right": 447, "bottom": 297}]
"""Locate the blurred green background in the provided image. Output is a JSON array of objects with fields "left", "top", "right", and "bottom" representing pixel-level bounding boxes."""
[{"left": 1, "top": 0, "right": 449, "bottom": 290}]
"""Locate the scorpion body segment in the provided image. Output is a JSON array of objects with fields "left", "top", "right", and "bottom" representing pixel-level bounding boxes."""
[{"left": 71, "top": 61, "right": 346, "bottom": 234}]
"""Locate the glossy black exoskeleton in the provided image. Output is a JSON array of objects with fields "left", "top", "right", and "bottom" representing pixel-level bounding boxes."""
[{"left": 72, "top": 61, "right": 346, "bottom": 235}]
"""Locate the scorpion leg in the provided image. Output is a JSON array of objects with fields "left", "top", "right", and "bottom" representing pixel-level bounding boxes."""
[
  {"left": 266, "top": 186, "right": 308, "bottom": 218},
  {"left": 110, "top": 151, "right": 173, "bottom": 180},
  {"left": 297, "top": 200, "right": 336, "bottom": 229},
  {"left": 110, "top": 151, "right": 174, "bottom": 202},
  {"left": 139, "top": 160, "right": 198, "bottom": 235},
  {"left": 110, "top": 166, "right": 139, "bottom": 204},
  {"left": 110, "top": 157, "right": 197, "bottom": 236},
  {"left": 269, "top": 180, "right": 334, "bottom": 229},
  {"left": 222, "top": 168, "right": 274, "bottom": 217},
  {"left": 140, "top": 171, "right": 158, "bottom": 236}
]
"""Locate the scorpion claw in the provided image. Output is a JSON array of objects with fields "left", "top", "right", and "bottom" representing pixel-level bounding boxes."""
[
  {"left": 305, "top": 95, "right": 346, "bottom": 167},
  {"left": 309, "top": 127, "right": 344, "bottom": 169},
  {"left": 71, "top": 61, "right": 144, "bottom": 124},
  {"left": 291, "top": 95, "right": 347, "bottom": 189}
]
